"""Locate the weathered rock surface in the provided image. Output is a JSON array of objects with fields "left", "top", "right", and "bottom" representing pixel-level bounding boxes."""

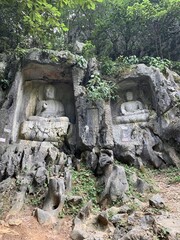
[
  {"left": 112, "top": 64, "right": 180, "bottom": 168},
  {"left": 0, "top": 49, "right": 180, "bottom": 239},
  {"left": 71, "top": 202, "right": 115, "bottom": 240},
  {"left": 149, "top": 194, "right": 165, "bottom": 209}
]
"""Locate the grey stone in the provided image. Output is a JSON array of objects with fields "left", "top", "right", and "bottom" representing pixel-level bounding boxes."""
[
  {"left": 0, "top": 177, "right": 14, "bottom": 193},
  {"left": 106, "top": 207, "right": 121, "bottom": 217},
  {"left": 3, "top": 51, "right": 179, "bottom": 169},
  {"left": 113, "top": 228, "right": 128, "bottom": 240},
  {"left": 35, "top": 208, "right": 56, "bottom": 225},
  {"left": 120, "top": 226, "right": 154, "bottom": 240},
  {"left": 71, "top": 231, "right": 86, "bottom": 240},
  {"left": 118, "top": 205, "right": 132, "bottom": 214},
  {"left": 0, "top": 51, "right": 180, "bottom": 237},
  {"left": 71, "top": 213, "right": 88, "bottom": 240},
  {"left": 140, "top": 214, "right": 155, "bottom": 229},
  {"left": 149, "top": 194, "right": 165, "bottom": 209},
  {"left": 99, "top": 149, "right": 114, "bottom": 168},
  {"left": 8, "top": 189, "right": 27, "bottom": 215},
  {"left": 20, "top": 118, "right": 69, "bottom": 142},
  {"left": 8, "top": 218, "right": 22, "bottom": 226},
  {"left": 77, "top": 201, "right": 92, "bottom": 221},
  {"left": 84, "top": 151, "right": 98, "bottom": 172},
  {"left": 35, "top": 166, "right": 47, "bottom": 185},
  {"left": 71, "top": 226, "right": 87, "bottom": 240},
  {"left": 64, "top": 167, "right": 72, "bottom": 192},
  {"left": 35, "top": 177, "right": 66, "bottom": 225},
  {"left": 67, "top": 196, "right": 83, "bottom": 205},
  {"left": 0, "top": 86, "right": 5, "bottom": 104},
  {"left": 111, "top": 213, "right": 128, "bottom": 224},
  {"left": 19, "top": 84, "right": 70, "bottom": 142},
  {"left": 0, "top": 61, "right": 6, "bottom": 79},
  {"left": 99, "top": 164, "right": 129, "bottom": 205},
  {"left": 43, "top": 177, "right": 65, "bottom": 214},
  {"left": 136, "top": 178, "right": 152, "bottom": 193},
  {"left": 74, "top": 41, "right": 85, "bottom": 54}
]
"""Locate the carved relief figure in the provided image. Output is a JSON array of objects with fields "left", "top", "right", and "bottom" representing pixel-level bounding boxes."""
[
  {"left": 29, "top": 85, "right": 65, "bottom": 121},
  {"left": 20, "top": 84, "right": 69, "bottom": 142},
  {"left": 116, "top": 91, "right": 149, "bottom": 124}
]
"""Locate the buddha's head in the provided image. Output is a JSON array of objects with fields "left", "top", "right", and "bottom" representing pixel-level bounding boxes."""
[
  {"left": 126, "top": 91, "right": 133, "bottom": 101},
  {"left": 45, "top": 85, "right": 55, "bottom": 100}
]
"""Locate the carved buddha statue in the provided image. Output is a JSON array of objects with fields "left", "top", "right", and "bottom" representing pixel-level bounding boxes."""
[
  {"left": 20, "top": 85, "right": 69, "bottom": 142},
  {"left": 29, "top": 85, "right": 65, "bottom": 121},
  {"left": 116, "top": 91, "right": 149, "bottom": 124}
]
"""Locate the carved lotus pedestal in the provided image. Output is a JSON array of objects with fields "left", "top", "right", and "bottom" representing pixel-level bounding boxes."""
[{"left": 20, "top": 117, "right": 69, "bottom": 142}]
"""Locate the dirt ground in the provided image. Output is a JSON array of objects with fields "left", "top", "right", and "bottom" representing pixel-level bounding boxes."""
[
  {"left": 153, "top": 172, "right": 180, "bottom": 238},
  {"left": 0, "top": 207, "right": 73, "bottom": 240},
  {"left": 0, "top": 171, "right": 180, "bottom": 240}
]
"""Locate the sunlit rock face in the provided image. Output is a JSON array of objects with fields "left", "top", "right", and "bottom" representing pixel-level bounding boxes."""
[
  {"left": 111, "top": 64, "right": 180, "bottom": 168},
  {"left": 0, "top": 52, "right": 180, "bottom": 168},
  {"left": 0, "top": 51, "right": 180, "bottom": 222},
  {"left": 0, "top": 50, "right": 79, "bottom": 145},
  {"left": 0, "top": 50, "right": 83, "bottom": 220}
]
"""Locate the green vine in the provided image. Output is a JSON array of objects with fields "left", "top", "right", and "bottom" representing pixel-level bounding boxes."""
[
  {"left": 0, "top": 79, "right": 10, "bottom": 90},
  {"left": 87, "top": 73, "right": 117, "bottom": 102}
]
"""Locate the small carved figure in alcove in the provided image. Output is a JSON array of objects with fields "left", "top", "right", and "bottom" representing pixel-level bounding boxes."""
[
  {"left": 116, "top": 91, "right": 149, "bottom": 124},
  {"left": 20, "top": 84, "right": 70, "bottom": 142},
  {"left": 29, "top": 84, "right": 66, "bottom": 121}
]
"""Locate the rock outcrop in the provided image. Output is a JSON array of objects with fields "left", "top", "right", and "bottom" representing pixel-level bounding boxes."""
[{"left": 0, "top": 49, "right": 180, "bottom": 227}]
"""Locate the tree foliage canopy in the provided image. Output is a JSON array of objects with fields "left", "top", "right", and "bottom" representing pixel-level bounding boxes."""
[
  {"left": 0, "top": 0, "right": 103, "bottom": 50},
  {"left": 65, "top": 0, "right": 180, "bottom": 60},
  {"left": 0, "top": 0, "right": 179, "bottom": 61}
]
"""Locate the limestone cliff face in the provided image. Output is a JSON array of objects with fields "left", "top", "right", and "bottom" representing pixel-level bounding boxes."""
[
  {"left": 0, "top": 49, "right": 179, "bottom": 224},
  {"left": 111, "top": 64, "right": 180, "bottom": 169}
]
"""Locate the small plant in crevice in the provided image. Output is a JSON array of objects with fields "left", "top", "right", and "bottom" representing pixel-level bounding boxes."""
[
  {"left": 86, "top": 73, "right": 117, "bottom": 102},
  {"left": 14, "top": 46, "right": 29, "bottom": 58},
  {"left": 75, "top": 55, "right": 87, "bottom": 68},
  {"left": 0, "top": 79, "right": 10, "bottom": 90},
  {"left": 49, "top": 54, "right": 59, "bottom": 63},
  {"left": 172, "top": 61, "right": 180, "bottom": 76},
  {"left": 156, "top": 226, "right": 170, "bottom": 240}
]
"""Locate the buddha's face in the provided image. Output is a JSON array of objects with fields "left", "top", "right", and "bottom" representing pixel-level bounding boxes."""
[
  {"left": 126, "top": 91, "right": 133, "bottom": 101},
  {"left": 45, "top": 85, "right": 55, "bottom": 99}
]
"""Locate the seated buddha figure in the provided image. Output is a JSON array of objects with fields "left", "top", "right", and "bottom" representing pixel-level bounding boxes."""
[
  {"left": 20, "top": 85, "right": 69, "bottom": 142},
  {"left": 29, "top": 84, "right": 66, "bottom": 122},
  {"left": 115, "top": 91, "right": 149, "bottom": 124}
]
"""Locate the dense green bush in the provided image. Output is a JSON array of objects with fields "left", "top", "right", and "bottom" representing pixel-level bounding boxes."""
[
  {"left": 0, "top": 79, "right": 10, "bottom": 90},
  {"left": 82, "top": 40, "right": 96, "bottom": 60},
  {"left": 100, "top": 55, "right": 178, "bottom": 77},
  {"left": 140, "top": 56, "right": 172, "bottom": 72},
  {"left": 172, "top": 61, "right": 180, "bottom": 75},
  {"left": 87, "top": 73, "right": 117, "bottom": 102}
]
